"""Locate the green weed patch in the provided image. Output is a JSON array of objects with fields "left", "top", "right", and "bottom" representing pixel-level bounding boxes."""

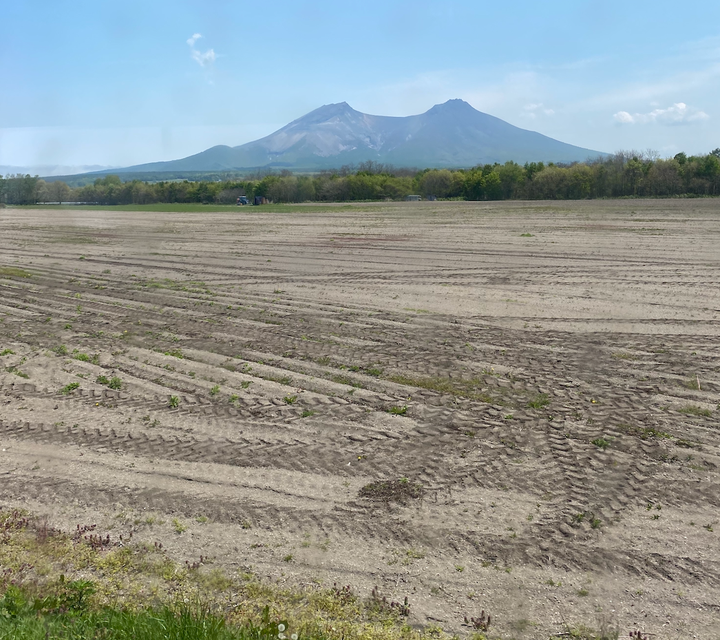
[{"left": 0, "top": 508, "right": 444, "bottom": 640}]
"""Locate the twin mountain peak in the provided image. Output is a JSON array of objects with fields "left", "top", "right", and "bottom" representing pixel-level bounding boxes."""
[{"left": 122, "top": 99, "right": 603, "bottom": 173}]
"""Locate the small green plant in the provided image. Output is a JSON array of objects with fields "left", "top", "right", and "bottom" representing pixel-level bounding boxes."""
[
  {"left": 172, "top": 518, "right": 186, "bottom": 534},
  {"left": 577, "top": 588, "right": 589, "bottom": 597},
  {"left": 96, "top": 375, "right": 122, "bottom": 390},
  {"left": 679, "top": 405, "right": 712, "bottom": 417},
  {"left": 60, "top": 382, "right": 80, "bottom": 395},
  {"left": 283, "top": 395, "right": 298, "bottom": 405},
  {"left": 520, "top": 232, "right": 534, "bottom": 237},
  {"left": 527, "top": 393, "right": 550, "bottom": 409},
  {"left": 229, "top": 394, "right": 239, "bottom": 404},
  {"left": 0, "top": 349, "right": 15, "bottom": 356},
  {"left": 591, "top": 437, "right": 611, "bottom": 450},
  {"left": 405, "top": 548, "right": 425, "bottom": 560},
  {"left": 283, "top": 554, "right": 294, "bottom": 563},
  {"left": 388, "top": 405, "right": 408, "bottom": 415},
  {"left": 0, "top": 266, "right": 32, "bottom": 278},
  {"left": 454, "top": 564, "right": 465, "bottom": 572},
  {"left": 301, "top": 409, "right": 315, "bottom": 418},
  {"left": 210, "top": 385, "right": 220, "bottom": 396},
  {"left": 72, "top": 350, "right": 99, "bottom": 364},
  {"left": 168, "top": 395, "right": 180, "bottom": 408},
  {"left": 241, "top": 380, "right": 252, "bottom": 389},
  {"left": 617, "top": 424, "right": 670, "bottom": 439},
  {"left": 680, "top": 376, "right": 702, "bottom": 391}
]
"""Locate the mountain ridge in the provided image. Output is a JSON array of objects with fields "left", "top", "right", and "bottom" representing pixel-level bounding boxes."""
[{"left": 114, "top": 100, "right": 606, "bottom": 173}]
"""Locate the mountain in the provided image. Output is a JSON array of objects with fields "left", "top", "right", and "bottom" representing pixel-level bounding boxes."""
[{"left": 116, "top": 100, "right": 605, "bottom": 173}]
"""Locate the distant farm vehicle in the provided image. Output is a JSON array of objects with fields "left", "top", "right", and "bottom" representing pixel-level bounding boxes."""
[{"left": 236, "top": 196, "right": 249, "bottom": 205}]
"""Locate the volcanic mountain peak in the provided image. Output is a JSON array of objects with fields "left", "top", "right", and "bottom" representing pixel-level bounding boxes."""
[{"left": 115, "top": 100, "right": 605, "bottom": 173}]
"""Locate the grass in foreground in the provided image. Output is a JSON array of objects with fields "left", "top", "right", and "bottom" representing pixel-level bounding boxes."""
[
  {"left": 0, "top": 587, "right": 277, "bottom": 640},
  {"left": 0, "top": 509, "right": 454, "bottom": 640}
]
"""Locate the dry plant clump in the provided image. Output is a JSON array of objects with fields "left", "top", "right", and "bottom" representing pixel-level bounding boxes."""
[{"left": 358, "top": 478, "right": 424, "bottom": 504}]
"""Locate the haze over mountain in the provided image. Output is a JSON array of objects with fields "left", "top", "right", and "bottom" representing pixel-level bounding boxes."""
[
  {"left": 117, "top": 100, "right": 605, "bottom": 173},
  {"left": 1, "top": 164, "right": 118, "bottom": 178}
]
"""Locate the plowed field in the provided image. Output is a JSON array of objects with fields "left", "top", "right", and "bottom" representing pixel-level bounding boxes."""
[{"left": 1, "top": 200, "right": 719, "bottom": 638}]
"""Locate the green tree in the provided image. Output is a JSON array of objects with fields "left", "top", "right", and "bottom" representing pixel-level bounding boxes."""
[
  {"left": 646, "top": 159, "right": 682, "bottom": 196},
  {"left": 524, "top": 161, "right": 545, "bottom": 181},
  {"left": 2, "top": 174, "right": 40, "bottom": 204},
  {"left": 48, "top": 180, "right": 72, "bottom": 203},
  {"left": 462, "top": 169, "right": 485, "bottom": 200},
  {"left": 498, "top": 162, "right": 525, "bottom": 198},
  {"left": 484, "top": 171, "right": 502, "bottom": 200},
  {"left": 623, "top": 157, "right": 644, "bottom": 195},
  {"left": 566, "top": 164, "right": 593, "bottom": 199},
  {"left": 418, "top": 169, "right": 454, "bottom": 198}
]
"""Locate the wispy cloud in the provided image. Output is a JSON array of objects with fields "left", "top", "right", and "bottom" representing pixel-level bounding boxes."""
[
  {"left": 576, "top": 62, "right": 720, "bottom": 110},
  {"left": 186, "top": 33, "right": 216, "bottom": 67},
  {"left": 522, "top": 103, "right": 555, "bottom": 119},
  {"left": 613, "top": 102, "right": 709, "bottom": 125}
]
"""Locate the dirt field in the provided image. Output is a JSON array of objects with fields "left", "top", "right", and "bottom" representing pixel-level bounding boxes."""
[{"left": 1, "top": 199, "right": 719, "bottom": 639}]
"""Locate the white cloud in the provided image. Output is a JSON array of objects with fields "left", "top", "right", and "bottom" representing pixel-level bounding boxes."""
[
  {"left": 187, "top": 33, "right": 216, "bottom": 67},
  {"left": 522, "top": 102, "right": 555, "bottom": 119},
  {"left": 613, "top": 102, "right": 709, "bottom": 125},
  {"left": 613, "top": 111, "right": 634, "bottom": 124},
  {"left": 191, "top": 48, "right": 216, "bottom": 67}
]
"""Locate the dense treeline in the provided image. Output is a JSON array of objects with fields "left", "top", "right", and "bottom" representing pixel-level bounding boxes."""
[{"left": 2, "top": 150, "right": 719, "bottom": 205}]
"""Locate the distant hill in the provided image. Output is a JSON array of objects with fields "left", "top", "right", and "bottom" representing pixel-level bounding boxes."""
[
  {"left": 2, "top": 164, "right": 117, "bottom": 178},
  {"left": 113, "top": 100, "right": 607, "bottom": 174}
]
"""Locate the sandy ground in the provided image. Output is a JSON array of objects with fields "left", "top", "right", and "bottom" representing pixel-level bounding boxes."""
[{"left": 0, "top": 199, "right": 719, "bottom": 639}]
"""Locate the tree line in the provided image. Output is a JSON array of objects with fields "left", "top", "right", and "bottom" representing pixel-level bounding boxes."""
[{"left": 2, "top": 150, "right": 719, "bottom": 206}]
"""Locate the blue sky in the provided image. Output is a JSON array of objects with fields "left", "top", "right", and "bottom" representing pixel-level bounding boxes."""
[{"left": 2, "top": 0, "right": 719, "bottom": 172}]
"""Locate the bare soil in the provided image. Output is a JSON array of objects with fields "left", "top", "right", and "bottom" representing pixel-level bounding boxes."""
[{"left": 1, "top": 199, "right": 719, "bottom": 639}]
